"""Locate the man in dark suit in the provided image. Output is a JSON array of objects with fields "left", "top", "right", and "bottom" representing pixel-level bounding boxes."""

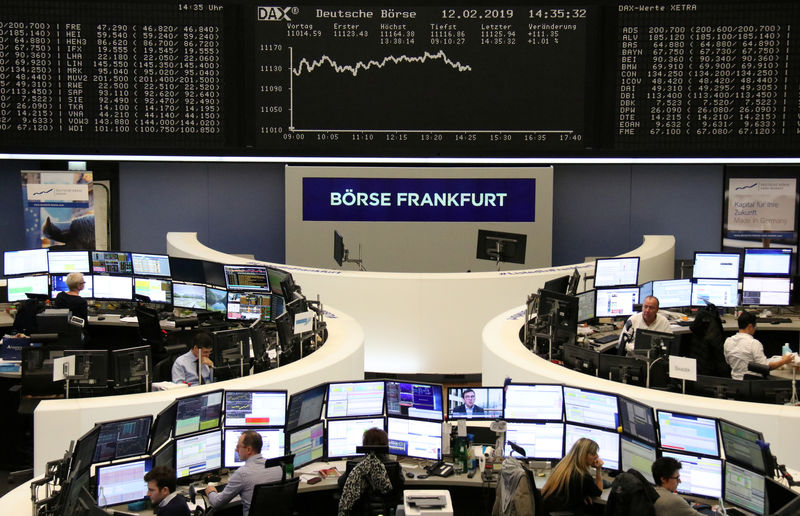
[
  {"left": 452, "top": 389, "right": 485, "bottom": 417},
  {"left": 144, "top": 466, "right": 190, "bottom": 516}
]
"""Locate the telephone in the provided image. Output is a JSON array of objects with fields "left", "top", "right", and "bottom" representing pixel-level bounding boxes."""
[{"left": 426, "top": 461, "right": 454, "bottom": 477}]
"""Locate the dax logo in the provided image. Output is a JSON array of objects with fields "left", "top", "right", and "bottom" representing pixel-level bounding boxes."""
[{"left": 258, "top": 6, "right": 294, "bottom": 21}]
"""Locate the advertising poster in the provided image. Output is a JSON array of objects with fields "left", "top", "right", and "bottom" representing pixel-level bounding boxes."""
[
  {"left": 727, "top": 178, "right": 796, "bottom": 239},
  {"left": 21, "top": 171, "right": 96, "bottom": 249}
]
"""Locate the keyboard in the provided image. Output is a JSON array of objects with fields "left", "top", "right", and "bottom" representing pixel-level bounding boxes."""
[
  {"left": 757, "top": 317, "right": 792, "bottom": 324},
  {"left": 592, "top": 333, "right": 619, "bottom": 344}
]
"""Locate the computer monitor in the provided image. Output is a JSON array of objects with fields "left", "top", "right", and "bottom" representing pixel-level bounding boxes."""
[
  {"left": 595, "top": 287, "right": 639, "bottom": 318},
  {"left": 326, "top": 380, "right": 385, "bottom": 419},
  {"left": 93, "top": 275, "right": 133, "bottom": 301},
  {"left": 576, "top": 290, "right": 596, "bottom": 323},
  {"left": 65, "top": 349, "right": 109, "bottom": 388},
  {"left": 50, "top": 273, "right": 94, "bottom": 299},
  {"left": 446, "top": 387, "right": 503, "bottom": 421},
  {"left": 174, "top": 389, "right": 224, "bottom": 437},
  {"left": 280, "top": 273, "right": 299, "bottom": 299},
  {"left": 91, "top": 251, "right": 133, "bottom": 275},
  {"left": 224, "top": 265, "right": 270, "bottom": 292},
  {"left": 272, "top": 294, "right": 286, "bottom": 318},
  {"left": 110, "top": 345, "right": 151, "bottom": 390},
  {"left": 617, "top": 395, "right": 657, "bottom": 446},
  {"left": 651, "top": 278, "right": 692, "bottom": 308},
  {"left": 387, "top": 417, "right": 442, "bottom": 461},
  {"left": 60, "top": 469, "right": 91, "bottom": 516},
  {"left": 564, "top": 423, "right": 620, "bottom": 471},
  {"left": 334, "top": 230, "right": 345, "bottom": 266},
  {"left": 95, "top": 457, "right": 152, "bottom": 507},
  {"left": 749, "top": 379, "right": 793, "bottom": 405},
  {"left": 561, "top": 344, "right": 600, "bottom": 376},
  {"left": 202, "top": 261, "right": 226, "bottom": 287},
  {"left": 475, "top": 229, "right": 527, "bottom": 264},
  {"left": 567, "top": 268, "right": 581, "bottom": 296},
  {"left": 766, "top": 477, "right": 800, "bottom": 515},
  {"left": 285, "top": 291, "right": 308, "bottom": 317},
  {"left": 131, "top": 253, "right": 171, "bottom": 277},
  {"left": 172, "top": 282, "right": 205, "bottom": 309},
  {"left": 638, "top": 281, "right": 653, "bottom": 301},
  {"left": 597, "top": 354, "right": 647, "bottom": 387},
  {"left": 211, "top": 328, "right": 250, "bottom": 380},
  {"left": 206, "top": 286, "right": 227, "bottom": 313},
  {"left": 133, "top": 277, "right": 172, "bottom": 305},
  {"left": 503, "top": 383, "right": 563, "bottom": 421},
  {"left": 660, "top": 450, "right": 722, "bottom": 499},
  {"left": 656, "top": 410, "right": 719, "bottom": 457},
  {"left": 288, "top": 420, "right": 325, "bottom": 468},
  {"left": 741, "top": 276, "right": 791, "bottom": 306},
  {"left": 224, "top": 390, "right": 287, "bottom": 427},
  {"left": 744, "top": 248, "right": 792, "bottom": 276},
  {"left": 633, "top": 329, "right": 679, "bottom": 357},
  {"left": 693, "top": 252, "right": 741, "bottom": 279},
  {"left": 326, "top": 417, "right": 386, "bottom": 459},
  {"left": 226, "top": 291, "right": 271, "bottom": 321},
  {"left": 4, "top": 248, "right": 49, "bottom": 276},
  {"left": 268, "top": 268, "right": 290, "bottom": 296},
  {"left": 719, "top": 418, "right": 768, "bottom": 474},
  {"left": 93, "top": 415, "right": 153, "bottom": 463},
  {"left": 563, "top": 386, "right": 619, "bottom": 431},
  {"left": 48, "top": 250, "right": 90, "bottom": 274},
  {"left": 274, "top": 312, "right": 297, "bottom": 363},
  {"left": 223, "top": 428, "right": 285, "bottom": 468},
  {"left": 149, "top": 402, "right": 177, "bottom": 454},
  {"left": 71, "top": 425, "right": 101, "bottom": 476},
  {"left": 153, "top": 440, "right": 175, "bottom": 471},
  {"left": 286, "top": 384, "right": 327, "bottom": 431},
  {"left": 175, "top": 430, "right": 222, "bottom": 480},
  {"left": 169, "top": 257, "right": 205, "bottom": 284},
  {"left": 593, "top": 257, "right": 639, "bottom": 287},
  {"left": 543, "top": 275, "right": 570, "bottom": 295},
  {"left": 535, "top": 289, "right": 578, "bottom": 349},
  {"left": 504, "top": 422, "right": 564, "bottom": 460},
  {"left": 7, "top": 275, "right": 50, "bottom": 302},
  {"left": 620, "top": 435, "right": 656, "bottom": 483},
  {"left": 691, "top": 375, "right": 751, "bottom": 402},
  {"left": 385, "top": 381, "right": 443, "bottom": 421},
  {"left": 691, "top": 278, "right": 739, "bottom": 308},
  {"left": 724, "top": 462, "right": 766, "bottom": 516}
]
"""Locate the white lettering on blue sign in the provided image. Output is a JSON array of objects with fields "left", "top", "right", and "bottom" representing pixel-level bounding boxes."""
[{"left": 330, "top": 189, "right": 509, "bottom": 208}]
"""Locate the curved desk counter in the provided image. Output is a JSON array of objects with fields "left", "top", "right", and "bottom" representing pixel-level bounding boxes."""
[
  {"left": 167, "top": 233, "right": 675, "bottom": 374},
  {"left": 31, "top": 307, "right": 364, "bottom": 477},
  {"left": 482, "top": 305, "right": 800, "bottom": 465}
]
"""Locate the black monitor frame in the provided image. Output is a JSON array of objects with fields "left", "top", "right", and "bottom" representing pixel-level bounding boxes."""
[
  {"left": 543, "top": 275, "right": 570, "bottom": 295},
  {"left": 561, "top": 343, "right": 600, "bottom": 376},
  {"left": 174, "top": 429, "right": 223, "bottom": 483},
  {"left": 95, "top": 457, "right": 152, "bottom": 507},
  {"left": 748, "top": 379, "right": 793, "bottom": 405},
  {"left": 168, "top": 257, "right": 205, "bottom": 284},
  {"left": 633, "top": 329, "right": 679, "bottom": 358},
  {"left": 562, "top": 385, "right": 620, "bottom": 432},
  {"left": 576, "top": 289, "right": 596, "bottom": 324},
  {"left": 202, "top": 260, "right": 226, "bottom": 288},
  {"left": 617, "top": 395, "right": 657, "bottom": 446},
  {"left": 766, "top": 477, "right": 800, "bottom": 515},
  {"left": 171, "top": 281, "right": 207, "bottom": 310},
  {"left": 3, "top": 248, "right": 50, "bottom": 276},
  {"left": 223, "top": 427, "right": 286, "bottom": 468},
  {"left": 656, "top": 409, "right": 720, "bottom": 459},
  {"left": 286, "top": 383, "right": 327, "bottom": 432},
  {"left": 133, "top": 276, "right": 173, "bottom": 306},
  {"left": 90, "top": 250, "right": 133, "bottom": 276},
  {"left": 92, "top": 274, "right": 134, "bottom": 301},
  {"left": 149, "top": 401, "right": 177, "bottom": 455},
  {"left": 287, "top": 420, "right": 326, "bottom": 469},
  {"left": 334, "top": 230, "right": 345, "bottom": 267},
  {"left": 93, "top": 415, "right": 153, "bottom": 464},
  {"left": 205, "top": 285, "right": 227, "bottom": 314},
  {"left": 564, "top": 422, "right": 621, "bottom": 473},
  {"left": 325, "top": 416, "right": 387, "bottom": 460},
  {"left": 691, "top": 375, "right": 751, "bottom": 402},
  {"left": 48, "top": 249, "right": 91, "bottom": 275},
  {"left": 503, "top": 383, "right": 564, "bottom": 422},
  {"left": 534, "top": 289, "right": 578, "bottom": 356},
  {"left": 593, "top": 256, "right": 640, "bottom": 288},
  {"left": 131, "top": 252, "right": 171, "bottom": 278},
  {"left": 743, "top": 247, "right": 792, "bottom": 277},
  {"left": 594, "top": 286, "right": 640, "bottom": 319},
  {"left": 224, "top": 389, "right": 288, "bottom": 428},
  {"left": 692, "top": 251, "right": 742, "bottom": 280},
  {"left": 741, "top": 275, "right": 792, "bottom": 307},
  {"left": 718, "top": 417, "right": 770, "bottom": 475},
  {"left": 475, "top": 229, "right": 527, "bottom": 265},
  {"left": 211, "top": 327, "right": 250, "bottom": 380},
  {"left": 153, "top": 439, "right": 175, "bottom": 471},
  {"left": 70, "top": 425, "right": 101, "bottom": 477},
  {"left": 223, "top": 264, "right": 270, "bottom": 292},
  {"left": 110, "top": 345, "right": 151, "bottom": 391},
  {"left": 174, "top": 389, "right": 224, "bottom": 438},
  {"left": 326, "top": 380, "right": 386, "bottom": 420},
  {"left": 65, "top": 349, "right": 109, "bottom": 389},
  {"left": 446, "top": 386, "right": 504, "bottom": 421},
  {"left": 567, "top": 268, "right": 581, "bottom": 296},
  {"left": 386, "top": 415, "right": 443, "bottom": 461},
  {"left": 226, "top": 290, "right": 272, "bottom": 322},
  {"left": 597, "top": 354, "right": 647, "bottom": 387},
  {"left": 384, "top": 380, "right": 444, "bottom": 422},
  {"left": 659, "top": 449, "right": 723, "bottom": 500}
]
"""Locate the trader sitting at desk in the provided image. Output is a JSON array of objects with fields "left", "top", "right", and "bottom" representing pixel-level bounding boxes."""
[
  {"left": 618, "top": 295, "right": 672, "bottom": 354},
  {"left": 53, "top": 272, "right": 89, "bottom": 323},
  {"left": 144, "top": 465, "right": 190, "bottom": 516},
  {"left": 724, "top": 311, "right": 795, "bottom": 380},
  {"left": 651, "top": 457, "right": 705, "bottom": 515},
  {"left": 171, "top": 331, "right": 214, "bottom": 385},
  {"left": 451, "top": 389, "right": 485, "bottom": 417}
]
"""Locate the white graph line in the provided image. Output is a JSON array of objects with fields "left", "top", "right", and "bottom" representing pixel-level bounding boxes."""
[{"left": 292, "top": 49, "right": 473, "bottom": 77}]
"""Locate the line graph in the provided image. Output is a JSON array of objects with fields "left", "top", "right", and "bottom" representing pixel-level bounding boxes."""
[{"left": 292, "top": 50, "right": 473, "bottom": 77}]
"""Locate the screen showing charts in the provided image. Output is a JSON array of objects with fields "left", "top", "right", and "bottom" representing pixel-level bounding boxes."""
[
  {"left": 289, "top": 421, "right": 325, "bottom": 468},
  {"left": 385, "top": 381, "right": 443, "bottom": 421},
  {"left": 652, "top": 279, "right": 692, "bottom": 308},
  {"left": 563, "top": 387, "right": 619, "bottom": 430},
  {"left": 564, "top": 424, "right": 620, "bottom": 471},
  {"left": 577, "top": 290, "right": 596, "bottom": 322},
  {"left": 719, "top": 420, "right": 766, "bottom": 473},
  {"left": 594, "top": 257, "right": 639, "bottom": 287},
  {"left": 287, "top": 384, "right": 327, "bottom": 431},
  {"left": 48, "top": 251, "right": 90, "bottom": 274},
  {"left": 620, "top": 435, "right": 656, "bottom": 483},
  {"left": 134, "top": 277, "right": 172, "bottom": 304},
  {"left": 724, "top": 462, "right": 766, "bottom": 515},
  {"left": 691, "top": 279, "right": 739, "bottom": 308},
  {"left": 595, "top": 287, "right": 639, "bottom": 317},
  {"left": 131, "top": 253, "right": 171, "bottom": 277},
  {"left": 661, "top": 451, "right": 722, "bottom": 499},
  {"left": 327, "top": 417, "right": 385, "bottom": 459},
  {"left": 95, "top": 458, "right": 151, "bottom": 507},
  {"left": 387, "top": 417, "right": 442, "bottom": 460},
  {"left": 326, "top": 381, "right": 385, "bottom": 418},
  {"left": 504, "top": 422, "right": 564, "bottom": 460},
  {"left": 4, "top": 248, "right": 49, "bottom": 276},
  {"left": 94, "top": 416, "right": 152, "bottom": 463},
  {"left": 742, "top": 277, "right": 791, "bottom": 306},
  {"left": 223, "top": 428, "right": 284, "bottom": 468},
  {"left": 744, "top": 248, "right": 792, "bottom": 276},
  {"left": 226, "top": 291, "right": 271, "bottom": 321},
  {"left": 206, "top": 286, "right": 227, "bottom": 313},
  {"left": 172, "top": 282, "right": 206, "bottom": 309},
  {"left": 50, "top": 274, "right": 93, "bottom": 298},
  {"left": 224, "top": 391, "right": 287, "bottom": 427},
  {"left": 618, "top": 396, "right": 656, "bottom": 446},
  {"left": 447, "top": 387, "right": 503, "bottom": 420},
  {"left": 175, "top": 390, "right": 223, "bottom": 437},
  {"left": 7, "top": 275, "right": 50, "bottom": 302},
  {"left": 693, "top": 252, "right": 741, "bottom": 279},
  {"left": 657, "top": 410, "right": 719, "bottom": 457},
  {"left": 175, "top": 430, "right": 222, "bottom": 479},
  {"left": 93, "top": 275, "right": 133, "bottom": 300},
  {"left": 504, "top": 384, "right": 563, "bottom": 421},
  {"left": 224, "top": 265, "right": 270, "bottom": 292},
  {"left": 91, "top": 251, "right": 133, "bottom": 275}
]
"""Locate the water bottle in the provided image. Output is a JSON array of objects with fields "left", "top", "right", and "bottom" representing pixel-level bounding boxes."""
[
  {"left": 98, "top": 486, "right": 107, "bottom": 507},
  {"left": 783, "top": 343, "right": 792, "bottom": 356}
]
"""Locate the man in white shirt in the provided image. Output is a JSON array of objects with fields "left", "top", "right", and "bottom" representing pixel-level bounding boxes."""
[
  {"left": 724, "top": 311, "right": 795, "bottom": 380},
  {"left": 618, "top": 295, "right": 673, "bottom": 354}
]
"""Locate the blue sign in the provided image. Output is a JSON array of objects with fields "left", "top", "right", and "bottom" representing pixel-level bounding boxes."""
[{"left": 302, "top": 177, "right": 536, "bottom": 222}]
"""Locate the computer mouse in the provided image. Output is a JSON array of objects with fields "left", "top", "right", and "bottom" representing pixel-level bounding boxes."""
[
  {"left": 96, "top": 316, "right": 105, "bottom": 321},
  {"left": 405, "top": 471, "right": 415, "bottom": 479}
]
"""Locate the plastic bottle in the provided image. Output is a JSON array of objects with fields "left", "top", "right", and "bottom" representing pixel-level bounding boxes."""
[
  {"left": 783, "top": 343, "right": 792, "bottom": 356},
  {"left": 97, "top": 486, "right": 107, "bottom": 507}
]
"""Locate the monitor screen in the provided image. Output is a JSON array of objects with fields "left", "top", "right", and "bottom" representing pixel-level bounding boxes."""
[
  {"left": 153, "top": 440, "right": 175, "bottom": 471},
  {"left": 597, "top": 354, "right": 647, "bottom": 387},
  {"left": 131, "top": 253, "right": 171, "bottom": 277},
  {"left": 387, "top": 417, "right": 442, "bottom": 461},
  {"left": 94, "top": 416, "right": 153, "bottom": 463},
  {"left": 288, "top": 420, "right": 325, "bottom": 468},
  {"left": 326, "top": 417, "right": 385, "bottom": 459},
  {"left": 719, "top": 419, "right": 767, "bottom": 474},
  {"left": 48, "top": 250, "right": 90, "bottom": 274},
  {"left": 504, "top": 384, "right": 563, "bottom": 421},
  {"left": 226, "top": 291, "right": 271, "bottom": 321},
  {"left": 93, "top": 275, "right": 133, "bottom": 301},
  {"left": 742, "top": 276, "right": 791, "bottom": 306},
  {"left": 504, "top": 422, "right": 564, "bottom": 460},
  {"left": 633, "top": 330, "right": 678, "bottom": 357},
  {"left": 96, "top": 458, "right": 151, "bottom": 507},
  {"left": 447, "top": 387, "right": 503, "bottom": 420},
  {"left": 562, "top": 344, "right": 600, "bottom": 376},
  {"left": 203, "top": 261, "right": 226, "bottom": 287},
  {"left": 594, "top": 257, "right": 640, "bottom": 287},
  {"left": 693, "top": 252, "right": 741, "bottom": 279},
  {"left": 211, "top": 328, "right": 250, "bottom": 380},
  {"left": 224, "top": 265, "right": 270, "bottom": 292},
  {"left": 638, "top": 281, "right": 653, "bottom": 301},
  {"left": 595, "top": 287, "right": 639, "bottom": 318},
  {"left": 564, "top": 423, "right": 620, "bottom": 471},
  {"left": 134, "top": 277, "right": 172, "bottom": 304},
  {"left": 172, "top": 282, "right": 205, "bottom": 309},
  {"left": 7, "top": 275, "right": 50, "bottom": 302},
  {"left": 175, "top": 430, "right": 222, "bottom": 479},
  {"left": 577, "top": 290, "right": 596, "bottom": 323},
  {"left": 91, "top": 251, "right": 133, "bottom": 275},
  {"left": 206, "top": 286, "right": 227, "bottom": 313},
  {"left": 71, "top": 425, "right": 101, "bottom": 476},
  {"left": 652, "top": 279, "right": 692, "bottom": 308},
  {"left": 618, "top": 396, "right": 657, "bottom": 446},
  {"left": 326, "top": 381, "right": 385, "bottom": 419},
  {"left": 724, "top": 462, "right": 766, "bottom": 516},
  {"left": 50, "top": 274, "right": 93, "bottom": 298},
  {"left": 223, "top": 428, "right": 285, "bottom": 468},
  {"left": 563, "top": 386, "right": 619, "bottom": 430},
  {"left": 286, "top": 384, "right": 327, "bottom": 431},
  {"left": 4, "top": 248, "right": 49, "bottom": 276},
  {"left": 657, "top": 410, "right": 719, "bottom": 457},
  {"left": 744, "top": 248, "right": 792, "bottom": 276},
  {"left": 620, "top": 435, "right": 655, "bottom": 483},
  {"left": 110, "top": 345, "right": 151, "bottom": 389},
  {"left": 267, "top": 268, "right": 289, "bottom": 296},
  {"left": 150, "top": 402, "right": 177, "bottom": 454},
  {"left": 543, "top": 275, "right": 570, "bottom": 294},
  {"left": 691, "top": 279, "right": 739, "bottom": 308},
  {"left": 65, "top": 349, "right": 109, "bottom": 387},
  {"left": 169, "top": 257, "right": 205, "bottom": 284},
  {"left": 224, "top": 390, "right": 287, "bottom": 427},
  {"left": 386, "top": 381, "right": 443, "bottom": 421},
  {"left": 661, "top": 450, "right": 722, "bottom": 499},
  {"left": 175, "top": 390, "right": 223, "bottom": 437}
]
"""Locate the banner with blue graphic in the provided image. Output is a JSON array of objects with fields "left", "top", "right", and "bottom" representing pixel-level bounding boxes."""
[{"left": 21, "top": 171, "right": 96, "bottom": 249}]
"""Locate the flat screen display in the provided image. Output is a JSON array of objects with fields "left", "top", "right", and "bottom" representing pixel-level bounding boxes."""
[
  {"left": 172, "top": 282, "right": 205, "bottom": 309},
  {"left": 564, "top": 423, "right": 620, "bottom": 471},
  {"left": 618, "top": 396, "right": 657, "bottom": 446},
  {"left": 175, "top": 430, "right": 222, "bottom": 479},
  {"left": 224, "top": 265, "right": 270, "bottom": 292},
  {"left": 595, "top": 287, "right": 639, "bottom": 317},
  {"left": 227, "top": 291, "right": 271, "bottom": 321},
  {"left": 175, "top": 390, "right": 223, "bottom": 437},
  {"left": 638, "top": 281, "right": 653, "bottom": 301},
  {"left": 95, "top": 458, "right": 151, "bottom": 507},
  {"left": 224, "top": 390, "right": 287, "bottom": 427},
  {"left": 4, "top": 248, "right": 49, "bottom": 276},
  {"left": 594, "top": 257, "right": 639, "bottom": 287},
  {"left": 93, "top": 275, "right": 133, "bottom": 300},
  {"left": 620, "top": 435, "right": 655, "bottom": 483},
  {"left": 504, "top": 384, "right": 563, "bottom": 421},
  {"left": 134, "top": 277, "right": 172, "bottom": 304},
  {"left": 563, "top": 387, "right": 619, "bottom": 430},
  {"left": 577, "top": 290, "right": 596, "bottom": 323},
  {"left": 657, "top": 410, "right": 719, "bottom": 457},
  {"left": 724, "top": 462, "right": 766, "bottom": 516},
  {"left": 691, "top": 279, "right": 739, "bottom": 308},
  {"left": 50, "top": 274, "right": 93, "bottom": 298},
  {"left": 223, "top": 428, "right": 285, "bottom": 468},
  {"left": 149, "top": 402, "right": 177, "bottom": 455},
  {"left": 169, "top": 257, "right": 205, "bottom": 284},
  {"left": 206, "top": 286, "right": 227, "bottom": 313},
  {"left": 93, "top": 416, "right": 153, "bottom": 463},
  {"left": 7, "top": 275, "right": 50, "bottom": 302},
  {"left": 287, "top": 384, "right": 326, "bottom": 431},
  {"left": 504, "top": 422, "right": 564, "bottom": 460},
  {"left": 288, "top": 421, "right": 325, "bottom": 468},
  {"left": 693, "top": 252, "right": 741, "bottom": 279},
  {"left": 48, "top": 250, "right": 90, "bottom": 274},
  {"left": 386, "top": 381, "right": 443, "bottom": 421},
  {"left": 326, "top": 417, "right": 385, "bottom": 459},
  {"left": 387, "top": 417, "right": 442, "bottom": 460},
  {"left": 719, "top": 419, "right": 766, "bottom": 474},
  {"left": 661, "top": 450, "right": 722, "bottom": 499},
  {"left": 743, "top": 248, "right": 792, "bottom": 276},
  {"left": 91, "top": 251, "right": 133, "bottom": 275},
  {"left": 742, "top": 276, "right": 791, "bottom": 306},
  {"left": 447, "top": 387, "right": 503, "bottom": 420},
  {"left": 131, "top": 253, "right": 171, "bottom": 277},
  {"left": 652, "top": 278, "right": 692, "bottom": 308},
  {"left": 326, "top": 381, "right": 385, "bottom": 419}
]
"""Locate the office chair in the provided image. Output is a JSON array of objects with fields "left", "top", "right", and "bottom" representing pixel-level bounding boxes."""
[
  {"left": 340, "top": 456, "right": 403, "bottom": 516},
  {"left": 135, "top": 305, "right": 167, "bottom": 352},
  {"left": 249, "top": 476, "right": 300, "bottom": 516},
  {"left": 745, "top": 361, "right": 771, "bottom": 380},
  {"left": 153, "top": 343, "right": 187, "bottom": 382}
]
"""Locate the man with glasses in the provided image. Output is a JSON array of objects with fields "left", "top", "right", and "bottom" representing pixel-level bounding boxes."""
[
  {"left": 651, "top": 457, "right": 706, "bottom": 515},
  {"left": 452, "top": 388, "right": 484, "bottom": 417}
]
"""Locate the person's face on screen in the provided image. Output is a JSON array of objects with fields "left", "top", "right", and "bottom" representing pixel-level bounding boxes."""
[
  {"left": 463, "top": 391, "right": 476, "bottom": 408},
  {"left": 642, "top": 297, "right": 659, "bottom": 325},
  {"left": 147, "top": 481, "right": 168, "bottom": 505}
]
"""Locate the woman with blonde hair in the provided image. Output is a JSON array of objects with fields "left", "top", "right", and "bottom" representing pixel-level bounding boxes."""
[{"left": 541, "top": 438, "right": 604, "bottom": 515}]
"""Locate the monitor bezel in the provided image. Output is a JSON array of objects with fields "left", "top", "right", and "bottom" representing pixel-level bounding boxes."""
[
  {"left": 564, "top": 422, "right": 621, "bottom": 473},
  {"left": 222, "top": 427, "right": 286, "bottom": 469},
  {"left": 93, "top": 414, "right": 154, "bottom": 464},
  {"left": 325, "top": 380, "right": 386, "bottom": 420},
  {"left": 594, "top": 286, "right": 640, "bottom": 318},
  {"left": 503, "top": 382, "right": 564, "bottom": 422},
  {"left": 95, "top": 457, "right": 152, "bottom": 507},
  {"left": 6, "top": 274, "right": 51, "bottom": 302},
  {"left": 741, "top": 276, "right": 792, "bottom": 307},
  {"left": 384, "top": 379, "right": 444, "bottom": 422},
  {"left": 131, "top": 252, "right": 172, "bottom": 278},
  {"left": 225, "top": 290, "right": 272, "bottom": 322},
  {"left": 743, "top": 247, "right": 792, "bottom": 277},
  {"left": 149, "top": 401, "right": 177, "bottom": 455},
  {"left": 286, "top": 420, "right": 326, "bottom": 469},
  {"left": 692, "top": 251, "right": 742, "bottom": 280},
  {"left": 446, "top": 386, "right": 504, "bottom": 422},
  {"left": 223, "top": 264, "right": 271, "bottom": 292},
  {"left": 593, "top": 256, "right": 640, "bottom": 288},
  {"left": 723, "top": 461, "right": 767, "bottom": 516},
  {"left": 3, "top": 248, "right": 50, "bottom": 276},
  {"left": 133, "top": 276, "right": 173, "bottom": 305},
  {"left": 562, "top": 385, "right": 620, "bottom": 431},
  {"left": 690, "top": 278, "right": 740, "bottom": 308},
  {"left": 325, "top": 416, "right": 387, "bottom": 460},
  {"left": 174, "top": 429, "right": 223, "bottom": 480},
  {"left": 659, "top": 449, "right": 723, "bottom": 499},
  {"left": 616, "top": 394, "right": 658, "bottom": 446},
  {"left": 173, "top": 389, "right": 225, "bottom": 439},
  {"left": 503, "top": 421, "right": 565, "bottom": 461},
  {"left": 386, "top": 415, "right": 443, "bottom": 461},
  {"left": 286, "top": 383, "right": 327, "bottom": 432},
  {"left": 91, "top": 274, "right": 134, "bottom": 301},
  {"left": 205, "top": 285, "right": 228, "bottom": 313},
  {"left": 47, "top": 249, "right": 91, "bottom": 275},
  {"left": 70, "top": 425, "right": 102, "bottom": 477},
  {"left": 619, "top": 434, "right": 656, "bottom": 483},
  {"left": 576, "top": 289, "right": 596, "bottom": 323},
  {"left": 651, "top": 278, "right": 693, "bottom": 308},
  {"left": 168, "top": 257, "right": 205, "bottom": 284},
  {"left": 90, "top": 250, "right": 134, "bottom": 276},
  {"left": 223, "top": 389, "right": 288, "bottom": 428},
  {"left": 171, "top": 281, "right": 207, "bottom": 310},
  {"left": 656, "top": 409, "right": 720, "bottom": 458}
]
